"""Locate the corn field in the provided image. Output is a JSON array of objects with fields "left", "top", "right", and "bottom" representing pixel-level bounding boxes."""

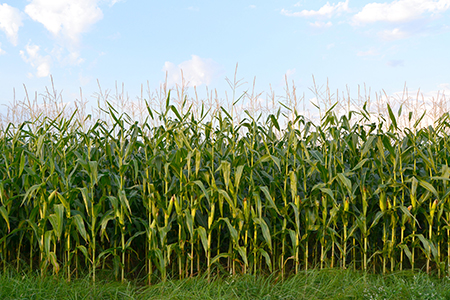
[{"left": 1, "top": 95, "right": 450, "bottom": 284}]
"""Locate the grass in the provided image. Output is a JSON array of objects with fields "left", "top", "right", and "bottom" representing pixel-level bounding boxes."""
[{"left": 1, "top": 268, "right": 450, "bottom": 299}]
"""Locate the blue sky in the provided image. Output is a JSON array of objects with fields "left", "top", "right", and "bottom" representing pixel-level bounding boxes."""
[{"left": 0, "top": 0, "right": 449, "bottom": 117}]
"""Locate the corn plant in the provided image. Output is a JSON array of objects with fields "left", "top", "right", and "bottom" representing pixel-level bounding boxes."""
[{"left": 1, "top": 96, "right": 450, "bottom": 284}]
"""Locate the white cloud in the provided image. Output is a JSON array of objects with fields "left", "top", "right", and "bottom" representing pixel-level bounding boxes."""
[
  {"left": 20, "top": 43, "right": 52, "bottom": 78},
  {"left": 109, "top": 0, "right": 124, "bottom": 6},
  {"left": 282, "top": 0, "right": 350, "bottom": 18},
  {"left": 353, "top": 0, "right": 450, "bottom": 25},
  {"left": 0, "top": 43, "right": 5, "bottom": 55},
  {"left": 25, "top": 0, "right": 103, "bottom": 44},
  {"left": 51, "top": 46, "right": 84, "bottom": 65},
  {"left": 162, "top": 55, "right": 222, "bottom": 87},
  {"left": 438, "top": 83, "right": 450, "bottom": 91},
  {"left": 0, "top": 4, "right": 23, "bottom": 46},
  {"left": 249, "top": 5, "right": 256, "bottom": 9},
  {"left": 379, "top": 28, "right": 410, "bottom": 40},
  {"left": 309, "top": 21, "right": 333, "bottom": 28}
]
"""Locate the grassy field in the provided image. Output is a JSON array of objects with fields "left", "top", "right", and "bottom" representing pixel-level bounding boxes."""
[{"left": 1, "top": 268, "right": 450, "bottom": 300}]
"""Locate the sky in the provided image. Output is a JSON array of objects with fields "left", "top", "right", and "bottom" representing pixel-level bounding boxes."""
[{"left": 0, "top": 0, "right": 449, "bottom": 119}]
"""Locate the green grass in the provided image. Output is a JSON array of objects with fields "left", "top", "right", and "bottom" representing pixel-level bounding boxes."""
[{"left": 1, "top": 268, "right": 450, "bottom": 300}]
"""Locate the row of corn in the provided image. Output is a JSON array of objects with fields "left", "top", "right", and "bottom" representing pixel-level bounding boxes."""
[{"left": 1, "top": 99, "right": 450, "bottom": 284}]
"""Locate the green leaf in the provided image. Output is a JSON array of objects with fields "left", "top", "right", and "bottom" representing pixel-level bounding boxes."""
[
  {"left": 77, "top": 245, "right": 90, "bottom": 262},
  {"left": 399, "top": 244, "right": 412, "bottom": 262},
  {"left": 417, "top": 234, "right": 438, "bottom": 259},
  {"left": 210, "top": 253, "right": 230, "bottom": 266},
  {"left": 399, "top": 205, "right": 419, "bottom": 227},
  {"left": 196, "top": 226, "right": 208, "bottom": 254},
  {"left": 319, "top": 188, "right": 335, "bottom": 202},
  {"left": 270, "top": 114, "right": 280, "bottom": 131},
  {"left": 0, "top": 206, "right": 10, "bottom": 232},
  {"left": 88, "top": 161, "right": 99, "bottom": 185},
  {"left": 290, "top": 171, "right": 297, "bottom": 201},
  {"left": 369, "top": 211, "right": 385, "bottom": 232},
  {"left": 236, "top": 246, "right": 248, "bottom": 266},
  {"left": 387, "top": 103, "right": 398, "bottom": 130},
  {"left": 219, "top": 217, "right": 239, "bottom": 243},
  {"left": 419, "top": 180, "right": 439, "bottom": 199},
  {"left": 98, "top": 248, "right": 116, "bottom": 261},
  {"left": 44, "top": 230, "right": 53, "bottom": 255},
  {"left": 260, "top": 186, "right": 280, "bottom": 215},
  {"left": 72, "top": 214, "right": 87, "bottom": 241},
  {"left": 48, "top": 204, "right": 64, "bottom": 240},
  {"left": 185, "top": 209, "right": 194, "bottom": 237},
  {"left": 258, "top": 248, "right": 273, "bottom": 272},
  {"left": 153, "top": 248, "right": 166, "bottom": 278},
  {"left": 118, "top": 189, "right": 132, "bottom": 214},
  {"left": 361, "top": 135, "right": 376, "bottom": 158},
  {"left": 234, "top": 165, "right": 244, "bottom": 192},
  {"left": 253, "top": 217, "right": 272, "bottom": 251},
  {"left": 414, "top": 110, "right": 426, "bottom": 128},
  {"left": 48, "top": 252, "right": 60, "bottom": 274},
  {"left": 125, "top": 231, "right": 145, "bottom": 250},
  {"left": 77, "top": 187, "right": 91, "bottom": 216},
  {"left": 22, "top": 183, "right": 43, "bottom": 206},
  {"left": 19, "top": 151, "right": 26, "bottom": 177},
  {"left": 217, "top": 189, "right": 235, "bottom": 211},
  {"left": 256, "top": 154, "right": 281, "bottom": 171},
  {"left": 351, "top": 158, "right": 369, "bottom": 172},
  {"left": 288, "top": 229, "right": 298, "bottom": 248},
  {"left": 193, "top": 180, "right": 210, "bottom": 203},
  {"left": 99, "top": 211, "right": 114, "bottom": 238},
  {"left": 337, "top": 173, "right": 352, "bottom": 194},
  {"left": 57, "top": 193, "right": 70, "bottom": 213}
]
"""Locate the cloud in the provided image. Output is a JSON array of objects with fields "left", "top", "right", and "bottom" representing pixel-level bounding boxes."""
[
  {"left": 437, "top": 83, "right": 450, "bottom": 91},
  {"left": 162, "top": 55, "right": 222, "bottom": 87},
  {"left": 353, "top": 0, "right": 450, "bottom": 25},
  {"left": 20, "top": 43, "right": 52, "bottom": 78},
  {"left": 0, "top": 4, "right": 23, "bottom": 46},
  {"left": 281, "top": 0, "right": 350, "bottom": 18},
  {"left": 50, "top": 46, "right": 84, "bottom": 66},
  {"left": 249, "top": 5, "right": 256, "bottom": 9},
  {"left": 25, "top": 0, "right": 103, "bottom": 44},
  {"left": 109, "top": 0, "right": 124, "bottom": 6},
  {"left": 378, "top": 28, "right": 410, "bottom": 40},
  {"left": 387, "top": 59, "right": 404, "bottom": 67},
  {"left": 309, "top": 21, "right": 333, "bottom": 28},
  {"left": 0, "top": 43, "right": 5, "bottom": 55}
]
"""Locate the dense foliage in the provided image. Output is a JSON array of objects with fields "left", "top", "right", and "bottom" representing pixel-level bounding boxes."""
[{"left": 1, "top": 98, "right": 450, "bottom": 284}]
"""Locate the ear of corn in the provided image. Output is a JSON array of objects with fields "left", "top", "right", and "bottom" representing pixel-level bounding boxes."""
[{"left": 2, "top": 95, "right": 450, "bottom": 283}]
